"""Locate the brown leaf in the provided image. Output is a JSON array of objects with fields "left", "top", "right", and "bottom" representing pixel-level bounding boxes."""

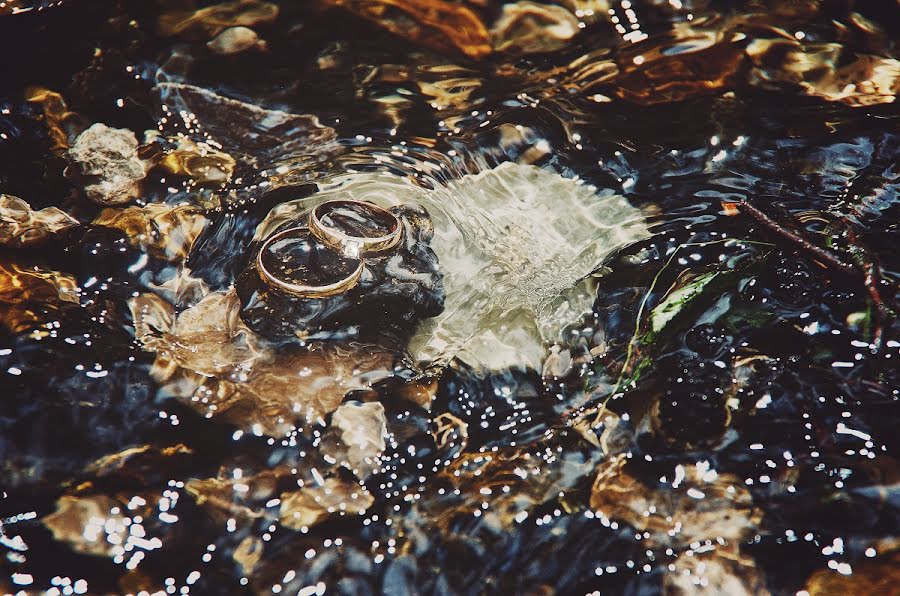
[
  {"left": 84, "top": 444, "right": 194, "bottom": 482},
  {"left": 43, "top": 493, "right": 162, "bottom": 558},
  {"left": 491, "top": 1, "right": 580, "bottom": 55},
  {"left": 0, "top": 194, "right": 78, "bottom": 247},
  {"left": 131, "top": 289, "right": 261, "bottom": 375},
  {"left": 185, "top": 469, "right": 284, "bottom": 524},
  {"left": 207, "top": 26, "right": 267, "bottom": 54},
  {"left": 805, "top": 550, "right": 900, "bottom": 595},
  {"left": 203, "top": 343, "right": 395, "bottom": 436},
  {"left": 664, "top": 547, "right": 770, "bottom": 596},
  {"left": 132, "top": 290, "right": 396, "bottom": 436},
  {"left": 590, "top": 458, "right": 761, "bottom": 547},
  {"left": 155, "top": 83, "right": 340, "bottom": 186},
  {"left": 614, "top": 30, "right": 745, "bottom": 105},
  {"left": 0, "top": 260, "right": 79, "bottom": 334},
  {"left": 24, "top": 87, "right": 86, "bottom": 151},
  {"left": 746, "top": 39, "right": 900, "bottom": 107},
  {"left": 326, "top": 0, "right": 492, "bottom": 60},
  {"left": 279, "top": 476, "right": 374, "bottom": 530},
  {"left": 158, "top": 0, "right": 279, "bottom": 39},
  {"left": 233, "top": 536, "right": 265, "bottom": 575},
  {"left": 94, "top": 203, "right": 208, "bottom": 261}
]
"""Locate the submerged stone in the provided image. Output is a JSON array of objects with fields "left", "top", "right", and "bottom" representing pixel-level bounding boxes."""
[
  {"left": 67, "top": 123, "right": 148, "bottom": 205},
  {"left": 206, "top": 26, "right": 266, "bottom": 54},
  {"left": 273, "top": 162, "right": 649, "bottom": 372}
]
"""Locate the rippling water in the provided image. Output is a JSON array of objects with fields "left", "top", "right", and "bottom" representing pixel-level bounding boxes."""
[{"left": 1, "top": 1, "right": 898, "bottom": 594}]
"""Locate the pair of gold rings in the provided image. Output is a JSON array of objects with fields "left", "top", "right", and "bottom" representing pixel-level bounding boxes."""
[{"left": 256, "top": 199, "right": 402, "bottom": 298}]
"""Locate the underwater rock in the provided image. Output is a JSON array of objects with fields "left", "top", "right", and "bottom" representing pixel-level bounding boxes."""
[
  {"left": 154, "top": 83, "right": 339, "bottom": 183},
  {"left": 746, "top": 39, "right": 900, "bottom": 107},
  {"left": 67, "top": 123, "right": 148, "bottom": 205},
  {"left": 93, "top": 203, "right": 209, "bottom": 261},
  {"left": 0, "top": 194, "right": 78, "bottom": 247},
  {"left": 278, "top": 162, "right": 648, "bottom": 372},
  {"left": 206, "top": 26, "right": 266, "bottom": 54},
  {"left": 131, "top": 290, "right": 398, "bottom": 436},
  {"left": 324, "top": 0, "right": 492, "bottom": 60},
  {"left": 491, "top": 1, "right": 580, "bottom": 55},
  {"left": 130, "top": 290, "right": 262, "bottom": 377},
  {"left": 330, "top": 400, "right": 388, "bottom": 478},
  {"left": 240, "top": 203, "right": 444, "bottom": 343},
  {"left": 590, "top": 457, "right": 761, "bottom": 547},
  {"left": 158, "top": 0, "right": 279, "bottom": 40},
  {"left": 279, "top": 476, "right": 374, "bottom": 530}
]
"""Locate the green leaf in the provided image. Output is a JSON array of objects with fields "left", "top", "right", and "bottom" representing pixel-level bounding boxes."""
[{"left": 649, "top": 271, "right": 720, "bottom": 335}]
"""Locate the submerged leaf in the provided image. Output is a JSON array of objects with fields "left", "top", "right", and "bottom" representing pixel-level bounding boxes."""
[
  {"left": 206, "top": 26, "right": 267, "bottom": 54},
  {"left": 0, "top": 194, "right": 78, "bottom": 247},
  {"left": 326, "top": 0, "right": 492, "bottom": 60},
  {"left": 130, "top": 290, "right": 261, "bottom": 376},
  {"left": 649, "top": 271, "right": 720, "bottom": 335},
  {"left": 491, "top": 1, "right": 580, "bottom": 55},
  {"left": 94, "top": 203, "right": 208, "bottom": 261},
  {"left": 25, "top": 86, "right": 86, "bottom": 151},
  {"left": 158, "top": 138, "right": 237, "bottom": 187},
  {"left": 154, "top": 83, "right": 339, "bottom": 184},
  {"left": 158, "top": 0, "right": 279, "bottom": 40},
  {"left": 0, "top": 260, "right": 79, "bottom": 334},
  {"left": 279, "top": 477, "right": 374, "bottom": 530},
  {"left": 590, "top": 458, "right": 761, "bottom": 547},
  {"left": 132, "top": 290, "right": 396, "bottom": 435},
  {"left": 43, "top": 493, "right": 162, "bottom": 558},
  {"left": 747, "top": 39, "right": 900, "bottom": 107}
]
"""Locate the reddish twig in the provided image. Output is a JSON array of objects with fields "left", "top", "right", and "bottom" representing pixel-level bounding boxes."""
[
  {"left": 737, "top": 199, "right": 895, "bottom": 349},
  {"left": 736, "top": 200, "right": 858, "bottom": 276}
]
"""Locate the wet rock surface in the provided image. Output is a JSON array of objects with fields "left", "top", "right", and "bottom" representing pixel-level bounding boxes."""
[{"left": 237, "top": 203, "right": 445, "bottom": 344}]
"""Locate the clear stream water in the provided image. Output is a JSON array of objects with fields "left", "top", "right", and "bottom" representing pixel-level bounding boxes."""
[{"left": 0, "top": 1, "right": 898, "bottom": 594}]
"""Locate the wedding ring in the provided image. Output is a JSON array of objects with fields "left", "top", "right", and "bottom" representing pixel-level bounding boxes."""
[
  {"left": 256, "top": 226, "right": 364, "bottom": 298},
  {"left": 309, "top": 199, "right": 402, "bottom": 257}
]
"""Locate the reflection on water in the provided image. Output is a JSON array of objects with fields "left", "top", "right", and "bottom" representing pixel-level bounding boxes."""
[{"left": 0, "top": 0, "right": 898, "bottom": 594}]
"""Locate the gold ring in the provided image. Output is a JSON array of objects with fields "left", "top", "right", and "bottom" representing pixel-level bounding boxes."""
[
  {"left": 256, "top": 226, "right": 364, "bottom": 298},
  {"left": 309, "top": 199, "right": 402, "bottom": 257}
]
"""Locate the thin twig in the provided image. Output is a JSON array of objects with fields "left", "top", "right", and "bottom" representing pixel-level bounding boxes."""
[{"left": 737, "top": 200, "right": 858, "bottom": 276}]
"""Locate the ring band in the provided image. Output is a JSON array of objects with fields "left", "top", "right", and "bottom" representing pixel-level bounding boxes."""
[
  {"left": 309, "top": 199, "right": 402, "bottom": 257},
  {"left": 256, "top": 226, "right": 364, "bottom": 298}
]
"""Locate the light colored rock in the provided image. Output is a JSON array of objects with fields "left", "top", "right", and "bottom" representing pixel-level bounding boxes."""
[
  {"left": 207, "top": 26, "right": 266, "bottom": 54},
  {"left": 257, "top": 161, "right": 649, "bottom": 373},
  {"left": 68, "top": 123, "right": 147, "bottom": 205},
  {"left": 331, "top": 401, "right": 388, "bottom": 477}
]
